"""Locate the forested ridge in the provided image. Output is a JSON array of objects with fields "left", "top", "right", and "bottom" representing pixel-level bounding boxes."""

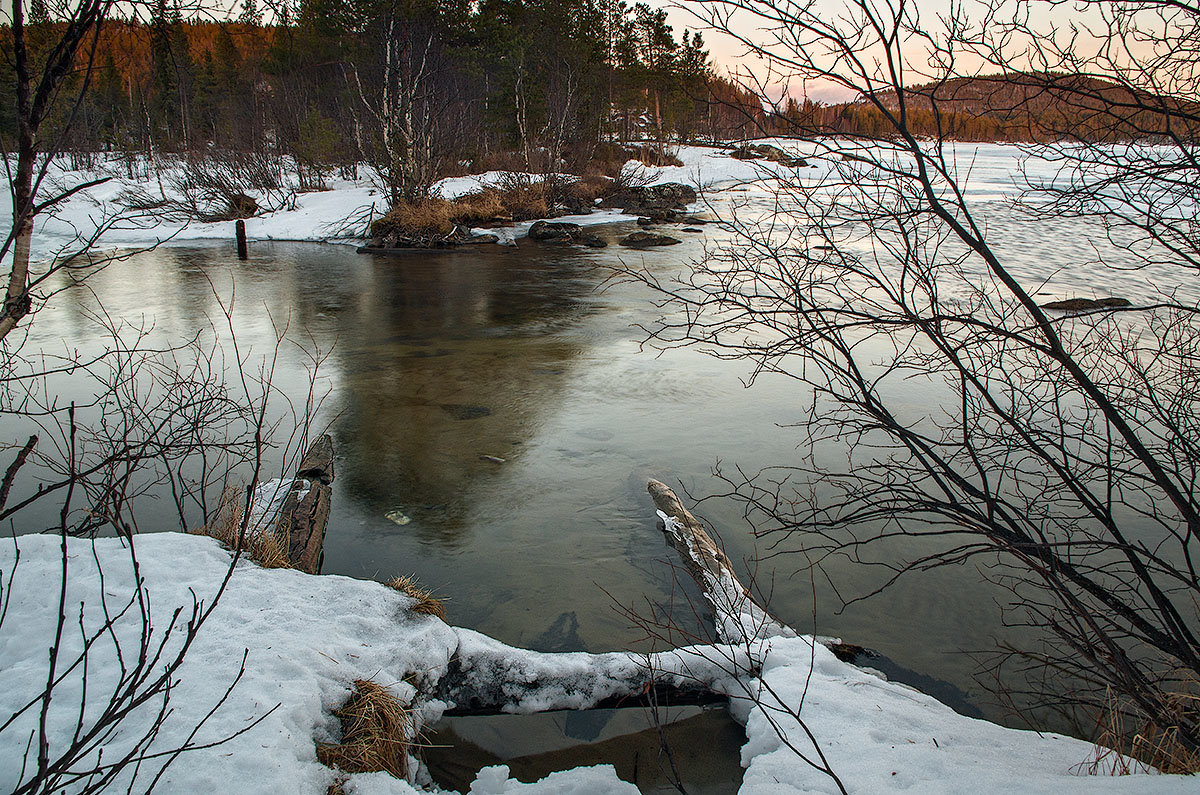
[
  {"left": 0, "top": 0, "right": 765, "bottom": 200},
  {"left": 773, "top": 72, "right": 1200, "bottom": 142}
]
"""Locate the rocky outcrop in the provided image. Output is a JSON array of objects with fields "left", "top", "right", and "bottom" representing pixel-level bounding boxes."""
[
  {"left": 729, "top": 143, "right": 808, "bottom": 167},
  {"left": 527, "top": 220, "right": 606, "bottom": 247},
  {"left": 620, "top": 231, "right": 681, "bottom": 247},
  {"left": 599, "top": 182, "right": 697, "bottom": 222}
]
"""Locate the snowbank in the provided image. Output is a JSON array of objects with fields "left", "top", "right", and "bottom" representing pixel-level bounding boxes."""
[
  {"left": 0, "top": 532, "right": 1191, "bottom": 793},
  {"left": 3, "top": 141, "right": 1060, "bottom": 263}
]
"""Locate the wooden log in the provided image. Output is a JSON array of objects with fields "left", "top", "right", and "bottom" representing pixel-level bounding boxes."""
[
  {"left": 440, "top": 677, "right": 727, "bottom": 717},
  {"left": 647, "top": 479, "right": 793, "bottom": 644},
  {"left": 272, "top": 434, "right": 334, "bottom": 574},
  {"left": 432, "top": 633, "right": 746, "bottom": 717}
]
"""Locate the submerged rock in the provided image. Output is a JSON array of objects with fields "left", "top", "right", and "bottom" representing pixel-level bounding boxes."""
[
  {"left": 1041, "top": 297, "right": 1132, "bottom": 311},
  {"left": 620, "top": 231, "right": 682, "bottom": 248},
  {"left": 385, "top": 509, "right": 411, "bottom": 526}
]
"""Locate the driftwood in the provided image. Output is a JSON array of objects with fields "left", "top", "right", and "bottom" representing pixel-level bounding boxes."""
[
  {"left": 648, "top": 479, "right": 793, "bottom": 644},
  {"left": 272, "top": 434, "right": 334, "bottom": 574}
]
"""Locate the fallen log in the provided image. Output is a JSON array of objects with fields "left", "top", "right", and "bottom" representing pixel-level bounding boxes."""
[
  {"left": 433, "top": 628, "right": 747, "bottom": 717},
  {"left": 647, "top": 479, "right": 794, "bottom": 644},
  {"left": 272, "top": 434, "right": 334, "bottom": 574}
]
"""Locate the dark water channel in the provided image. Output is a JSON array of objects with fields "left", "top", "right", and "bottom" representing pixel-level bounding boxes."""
[{"left": 18, "top": 193, "right": 1187, "bottom": 789}]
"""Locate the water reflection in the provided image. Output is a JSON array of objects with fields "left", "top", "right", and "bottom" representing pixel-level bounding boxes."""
[{"left": 334, "top": 250, "right": 601, "bottom": 545}]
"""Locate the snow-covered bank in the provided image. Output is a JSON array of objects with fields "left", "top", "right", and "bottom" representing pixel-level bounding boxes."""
[
  {"left": 1, "top": 532, "right": 1191, "bottom": 793},
  {"left": 4, "top": 141, "right": 1056, "bottom": 263}
]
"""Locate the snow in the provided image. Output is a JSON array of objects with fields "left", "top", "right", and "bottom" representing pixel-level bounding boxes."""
[
  {"left": 1, "top": 531, "right": 1193, "bottom": 793},
  {"left": 4, "top": 142, "right": 1065, "bottom": 264}
]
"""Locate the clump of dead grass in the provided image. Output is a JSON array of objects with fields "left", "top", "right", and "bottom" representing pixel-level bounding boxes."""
[
  {"left": 369, "top": 189, "right": 516, "bottom": 239},
  {"left": 317, "top": 680, "right": 412, "bottom": 779},
  {"left": 192, "top": 485, "right": 291, "bottom": 569},
  {"left": 1081, "top": 688, "right": 1200, "bottom": 775},
  {"left": 384, "top": 575, "right": 447, "bottom": 620}
]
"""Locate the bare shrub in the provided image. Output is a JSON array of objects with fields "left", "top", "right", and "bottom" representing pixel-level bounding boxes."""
[{"left": 119, "top": 152, "right": 294, "bottom": 222}]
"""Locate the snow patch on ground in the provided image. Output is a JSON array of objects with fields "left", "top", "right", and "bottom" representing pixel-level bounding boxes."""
[
  {"left": 4, "top": 142, "right": 1061, "bottom": 264},
  {"left": 1, "top": 532, "right": 1192, "bottom": 793}
]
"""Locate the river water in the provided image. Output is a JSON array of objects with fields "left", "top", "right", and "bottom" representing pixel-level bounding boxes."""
[{"left": 13, "top": 177, "right": 1195, "bottom": 789}]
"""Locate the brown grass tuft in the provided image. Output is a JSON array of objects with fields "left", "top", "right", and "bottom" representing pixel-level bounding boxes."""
[
  {"left": 384, "top": 575, "right": 447, "bottom": 620},
  {"left": 371, "top": 198, "right": 457, "bottom": 237},
  {"left": 317, "top": 680, "right": 412, "bottom": 779},
  {"left": 192, "top": 485, "right": 292, "bottom": 569},
  {"left": 1081, "top": 688, "right": 1200, "bottom": 775}
]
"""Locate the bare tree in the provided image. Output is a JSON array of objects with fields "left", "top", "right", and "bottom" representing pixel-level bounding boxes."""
[
  {"left": 0, "top": 4, "right": 333, "bottom": 786},
  {"left": 633, "top": 0, "right": 1200, "bottom": 762}
]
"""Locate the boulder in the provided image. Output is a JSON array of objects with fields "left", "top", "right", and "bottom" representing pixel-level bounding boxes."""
[
  {"left": 729, "top": 143, "right": 808, "bottom": 168},
  {"left": 528, "top": 220, "right": 584, "bottom": 243},
  {"left": 228, "top": 192, "right": 259, "bottom": 219},
  {"left": 620, "top": 231, "right": 682, "bottom": 248},
  {"left": 526, "top": 220, "right": 605, "bottom": 247},
  {"left": 599, "top": 182, "right": 697, "bottom": 218}
]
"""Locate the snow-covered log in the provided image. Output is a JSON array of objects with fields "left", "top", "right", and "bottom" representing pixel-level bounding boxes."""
[
  {"left": 435, "top": 629, "right": 742, "bottom": 716},
  {"left": 648, "top": 479, "right": 794, "bottom": 644}
]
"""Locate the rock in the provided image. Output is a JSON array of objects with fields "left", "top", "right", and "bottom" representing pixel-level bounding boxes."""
[
  {"left": 599, "top": 182, "right": 698, "bottom": 218},
  {"left": 620, "top": 231, "right": 682, "bottom": 248},
  {"left": 228, "top": 192, "right": 258, "bottom": 219},
  {"left": 682, "top": 227, "right": 703, "bottom": 233},
  {"left": 385, "top": 509, "right": 411, "bottom": 526},
  {"left": 1041, "top": 297, "right": 1133, "bottom": 311},
  {"left": 465, "top": 233, "right": 500, "bottom": 245},
  {"left": 528, "top": 220, "right": 582, "bottom": 242},
  {"left": 636, "top": 216, "right": 655, "bottom": 226},
  {"left": 527, "top": 220, "right": 606, "bottom": 248},
  {"left": 729, "top": 143, "right": 808, "bottom": 168}
]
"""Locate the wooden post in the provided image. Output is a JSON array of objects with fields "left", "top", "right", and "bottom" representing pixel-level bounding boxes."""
[
  {"left": 235, "top": 219, "right": 248, "bottom": 260},
  {"left": 272, "top": 434, "right": 335, "bottom": 574}
]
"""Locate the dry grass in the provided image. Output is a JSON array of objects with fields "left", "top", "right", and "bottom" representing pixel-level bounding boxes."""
[
  {"left": 371, "top": 198, "right": 458, "bottom": 237},
  {"left": 317, "top": 680, "right": 412, "bottom": 779},
  {"left": 1081, "top": 689, "right": 1200, "bottom": 775},
  {"left": 192, "top": 485, "right": 292, "bottom": 569},
  {"left": 385, "top": 575, "right": 447, "bottom": 620},
  {"left": 371, "top": 189, "right": 521, "bottom": 238},
  {"left": 566, "top": 174, "right": 613, "bottom": 203}
]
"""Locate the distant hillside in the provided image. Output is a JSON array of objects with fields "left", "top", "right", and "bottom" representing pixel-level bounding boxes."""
[{"left": 775, "top": 72, "right": 1200, "bottom": 142}]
